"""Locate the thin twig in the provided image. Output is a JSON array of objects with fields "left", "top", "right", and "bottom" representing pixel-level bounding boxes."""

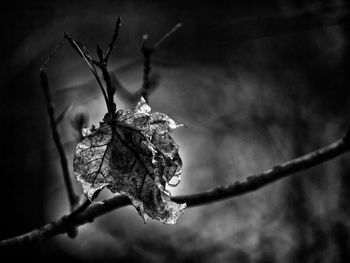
[
  {"left": 92, "top": 17, "right": 122, "bottom": 115},
  {"left": 152, "top": 23, "right": 182, "bottom": 50},
  {"left": 2, "top": 132, "right": 349, "bottom": 247},
  {"left": 71, "top": 17, "right": 121, "bottom": 115},
  {"left": 140, "top": 23, "right": 182, "bottom": 103},
  {"left": 40, "top": 38, "right": 66, "bottom": 72},
  {"left": 104, "top": 17, "right": 121, "bottom": 63},
  {"left": 94, "top": 48, "right": 116, "bottom": 114},
  {"left": 40, "top": 71, "right": 79, "bottom": 209},
  {"left": 64, "top": 33, "right": 110, "bottom": 112},
  {"left": 106, "top": 23, "right": 181, "bottom": 105},
  {"left": 141, "top": 35, "right": 152, "bottom": 103}
]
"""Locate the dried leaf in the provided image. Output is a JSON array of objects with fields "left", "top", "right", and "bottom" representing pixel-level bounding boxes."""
[{"left": 73, "top": 97, "right": 186, "bottom": 224}]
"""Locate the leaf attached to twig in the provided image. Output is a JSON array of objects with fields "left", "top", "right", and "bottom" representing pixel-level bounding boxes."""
[{"left": 73, "top": 97, "right": 186, "bottom": 224}]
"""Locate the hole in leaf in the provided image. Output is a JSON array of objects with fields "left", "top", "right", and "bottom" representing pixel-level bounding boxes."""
[{"left": 168, "top": 175, "right": 181, "bottom": 187}]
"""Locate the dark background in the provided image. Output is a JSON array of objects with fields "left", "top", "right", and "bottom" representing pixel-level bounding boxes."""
[{"left": 1, "top": 0, "right": 349, "bottom": 262}]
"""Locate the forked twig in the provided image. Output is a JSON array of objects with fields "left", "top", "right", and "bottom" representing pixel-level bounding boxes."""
[
  {"left": 64, "top": 18, "right": 122, "bottom": 115},
  {"left": 110, "top": 23, "right": 182, "bottom": 104},
  {"left": 38, "top": 18, "right": 123, "bottom": 212},
  {"left": 64, "top": 33, "right": 110, "bottom": 113}
]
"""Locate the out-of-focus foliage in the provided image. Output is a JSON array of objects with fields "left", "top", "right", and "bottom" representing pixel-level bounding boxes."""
[{"left": 74, "top": 97, "right": 185, "bottom": 224}]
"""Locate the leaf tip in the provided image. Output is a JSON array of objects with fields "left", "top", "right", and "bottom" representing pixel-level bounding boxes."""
[
  {"left": 135, "top": 96, "right": 151, "bottom": 114},
  {"left": 162, "top": 201, "right": 187, "bottom": 225}
]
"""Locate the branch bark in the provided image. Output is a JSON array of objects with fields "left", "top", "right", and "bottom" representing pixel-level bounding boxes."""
[{"left": 1, "top": 132, "right": 349, "bottom": 247}]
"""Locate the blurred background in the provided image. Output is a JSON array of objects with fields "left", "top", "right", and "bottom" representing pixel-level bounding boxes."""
[{"left": 1, "top": 0, "right": 350, "bottom": 262}]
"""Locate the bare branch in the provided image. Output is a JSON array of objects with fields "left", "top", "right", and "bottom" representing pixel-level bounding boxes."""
[
  {"left": 94, "top": 61, "right": 116, "bottom": 114},
  {"left": 64, "top": 33, "right": 110, "bottom": 112},
  {"left": 68, "top": 17, "right": 122, "bottom": 115},
  {"left": 40, "top": 38, "right": 65, "bottom": 72},
  {"left": 40, "top": 71, "right": 79, "bottom": 209},
  {"left": 104, "top": 17, "right": 121, "bottom": 63},
  {"left": 96, "top": 44, "right": 104, "bottom": 63},
  {"left": 0, "top": 199, "right": 92, "bottom": 247},
  {"left": 140, "top": 23, "right": 182, "bottom": 103},
  {"left": 105, "top": 23, "right": 181, "bottom": 105},
  {"left": 152, "top": 23, "right": 182, "bottom": 50},
  {"left": 2, "top": 132, "right": 349, "bottom": 247},
  {"left": 140, "top": 35, "right": 152, "bottom": 103},
  {"left": 173, "top": 137, "right": 350, "bottom": 206},
  {"left": 92, "top": 17, "right": 124, "bottom": 115}
]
